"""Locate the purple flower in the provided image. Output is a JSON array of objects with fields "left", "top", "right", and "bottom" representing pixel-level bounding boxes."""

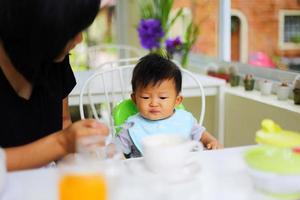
[
  {"left": 165, "top": 36, "right": 183, "bottom": 55},
  {"left": 137, "top": 19, "right": 164, "bottom": 50}
]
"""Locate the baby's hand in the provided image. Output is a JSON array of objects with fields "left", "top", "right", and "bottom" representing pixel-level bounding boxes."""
[{"left": 206, "top": 140, "right": 223, "bottom": 150}]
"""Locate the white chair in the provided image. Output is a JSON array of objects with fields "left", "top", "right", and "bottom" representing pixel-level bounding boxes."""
[
  {"left": 82, "top": 57, "right": 141, "bottom": 123},
  {"left": 79, "top": 64, "right": 134, "bottom": 134},
  {"left": 87, "top": 44, "right": 144, "bottom": 69},
  {"left": 94, "top": 57, "right": 141, "bottom": 71},
  {"left": 79, "top": 64, "right": 206, "bottom": 136}
]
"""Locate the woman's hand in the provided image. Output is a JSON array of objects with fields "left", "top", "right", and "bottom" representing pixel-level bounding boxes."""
[{"left": 58, "top": 119, "right": 109, "bottom": 154}]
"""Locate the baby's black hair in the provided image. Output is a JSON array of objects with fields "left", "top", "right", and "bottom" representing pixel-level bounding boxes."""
[{"left": 131, "top": 53, "right": 182, "bottom": 94}]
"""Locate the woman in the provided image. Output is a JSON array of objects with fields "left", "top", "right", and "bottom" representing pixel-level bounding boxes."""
[{"left": 0, "top": 0, "right": 108, "bottom": 171}]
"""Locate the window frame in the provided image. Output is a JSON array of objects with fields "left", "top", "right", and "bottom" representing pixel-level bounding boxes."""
[{"left": 278, "top": 9, "right": 300, "bottom": 50}]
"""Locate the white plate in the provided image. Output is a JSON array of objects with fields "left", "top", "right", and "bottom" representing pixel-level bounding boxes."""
[{"left": 125, "top": 158, "right": 202, "bottom": 184}]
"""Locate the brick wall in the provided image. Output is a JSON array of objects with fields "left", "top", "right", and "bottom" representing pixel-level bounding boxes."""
[{"left": 174, "top": 0, "right": 300, "bottom": 62}]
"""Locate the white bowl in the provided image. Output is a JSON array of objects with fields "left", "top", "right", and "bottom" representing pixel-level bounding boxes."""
[
  {"left": 247, "top": 167, "right": 300, "bottom": 198},
  {"left": 245, "top": 146, "right": 300, "bottom": 198}
]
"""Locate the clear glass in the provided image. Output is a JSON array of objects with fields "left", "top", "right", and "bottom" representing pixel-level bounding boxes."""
[{"left": 75, "top": 134, "right": 123, "bottom": 162}]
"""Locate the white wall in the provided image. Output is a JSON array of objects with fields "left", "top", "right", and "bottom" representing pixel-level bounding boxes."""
[
  {"left": 224, "top": 93, "right": 300, "bottom": 147},
  {"left": 183, "top": 96, "right": 215, "bottom": 137}
]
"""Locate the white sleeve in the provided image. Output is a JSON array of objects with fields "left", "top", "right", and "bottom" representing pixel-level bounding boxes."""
[
  {"left": 190, "top": 121, "right": 206, "bottom": 141},
  {"left": 114, "top": 128, "right": 133, "bottom": 155}
]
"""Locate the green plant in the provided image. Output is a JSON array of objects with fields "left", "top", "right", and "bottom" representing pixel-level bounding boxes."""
[
  {"left": 244, "top": 74, "right": 253, "bottom": 81},
  {"left": 290, "top": 35, "right": 300, "bottom": 44},
  {"left": 229, "top": 65, "right": 238, "bottom": 75},
  {"left": 294, "top": 78, "right": 300, "bottom": 89},
  {"left": 181, "top": 22, "right": 199, "bottom": 67},
  {"left": 279, "top": 81, "right": 289, "bottom": 87},
  {"left": 244, "top": 74, "right": 255, "bottom": 91},
  {"left": 229, "top": 66, "right": 240, "bottom": 87}
]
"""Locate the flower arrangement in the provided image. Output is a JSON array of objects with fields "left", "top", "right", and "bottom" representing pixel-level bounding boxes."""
[{"left": 137, "top": 0, "right": 198, "bottom": 67}]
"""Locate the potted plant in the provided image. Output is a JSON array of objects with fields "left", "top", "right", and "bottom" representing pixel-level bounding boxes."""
[
  {"left": 277, "top": 81, "right": 290, "bottom": 101},
  {"left": 244, "top": 74, "right": 255, "bottom": 91},
  {"left": 259, "top": 79, "right": 273, "bottom": 96},
  {"left": 293, "top": 77, "right": 300, "bottom": 105},
  {"left": 229, "top": 66, "right": 240, "bottom": 87}
]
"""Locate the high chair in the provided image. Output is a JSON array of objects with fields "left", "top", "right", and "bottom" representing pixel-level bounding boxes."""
[{"left": 79, "top": 63, "right": 205, "bottom": 136}]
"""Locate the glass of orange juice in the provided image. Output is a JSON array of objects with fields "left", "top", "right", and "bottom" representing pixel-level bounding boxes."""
[{"left": 59, "top": 166, "right": 107, "bottom": 200}]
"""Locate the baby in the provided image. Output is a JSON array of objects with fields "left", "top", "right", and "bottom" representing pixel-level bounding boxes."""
[{"left": 115, "top": 53, "right": 222, "bottom": 158}]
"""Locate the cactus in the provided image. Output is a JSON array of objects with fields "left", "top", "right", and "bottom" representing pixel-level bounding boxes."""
[
  {"left": 243, "top": 74, "right": 255, "bottom": 91},
  {"left": 279, "top": 81, "right": 289, "bottom": 87},
  {"left": 229, "top": 65, "right": 240, "bottom": 87},
  {"left": 293, "top": 76, "right": 300, "bottom": 105},
  {"left": 294, "top": 78, "right": 300, "bottom": 89},
  {"left": 244, "top": 74, "right": 253, "bottom": 81},
  {"left": 229, "top": 65, "right": 238, "bottom": 75}
]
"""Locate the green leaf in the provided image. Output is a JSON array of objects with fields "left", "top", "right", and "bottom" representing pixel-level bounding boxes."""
[
  {"left": 138, "top": 0, "right": 154, "bottom": 19},
  {"left": 165, "top": 8, "right": 183, "bottom": 36},
  {"left": 181, "top": 22, "right": 199, "bottom": 67}
]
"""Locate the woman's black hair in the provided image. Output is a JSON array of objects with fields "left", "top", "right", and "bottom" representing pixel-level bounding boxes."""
[
  {"left": 0, "top": 0, "right": 100, "bottom": 83},
  {"left": 131, "top": 53, "right": 182, "bottom": 94}
]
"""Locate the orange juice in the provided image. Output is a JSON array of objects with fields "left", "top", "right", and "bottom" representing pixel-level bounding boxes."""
[{"left": 59, "top": 173, "right": 107, "bottom": 200}]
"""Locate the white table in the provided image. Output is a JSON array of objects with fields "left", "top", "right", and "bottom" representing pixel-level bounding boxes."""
[
  {"left": 1, "top": 146, "right": 275, "bottom": 200},
  {"left": 69, "top": 70, "right": 226, "bottom": 143}
]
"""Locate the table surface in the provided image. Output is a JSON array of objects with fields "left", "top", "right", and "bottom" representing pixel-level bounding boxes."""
[{"left": 0, "top": 146, "right": 276, "bottom": 200}]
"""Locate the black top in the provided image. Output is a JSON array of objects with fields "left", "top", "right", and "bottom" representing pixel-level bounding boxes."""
[{"left": 0, "top": 56, "right": 76, "bottom": 147}]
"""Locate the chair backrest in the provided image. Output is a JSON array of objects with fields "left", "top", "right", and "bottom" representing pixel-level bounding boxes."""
[
  {"left": 87, "top": 44, "right": 144, "bottom": 69},
  {"left": 94, "top": 57, "right": 141, "bottom": 71},
  {"left": 79, "top": 57, "right": 141, "bottom": 126},
  {"left": 79, "top": 63, "right": 206, "bottom": 136},
  {"left": 79, "top": 64, "right": 135, "bottom": 134}
]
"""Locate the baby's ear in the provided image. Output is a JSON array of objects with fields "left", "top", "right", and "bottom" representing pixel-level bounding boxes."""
[
  {"left": 175, "top": 95, "right": 183, "bottom": 106},
  {"left": 131, "top": 93, "right": 137, "bottom": 104}
]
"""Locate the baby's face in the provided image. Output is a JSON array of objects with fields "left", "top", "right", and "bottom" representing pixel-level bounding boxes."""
[{"left": 131, "top": 79, "right": 183, "bottom": 120}]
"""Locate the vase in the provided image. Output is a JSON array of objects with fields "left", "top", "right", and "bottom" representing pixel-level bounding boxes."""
[
  {"left": 277, "top": 85, "right": 290, "bottom": 101},
  {"left": 259, "top": 80, "right": 273, "bottom": 96},
  {"left": 293, "top": 89, "right": 300, "bottom": 105},
  {"left": 244, "top": 79, "right": 255, "bottom": 91},
  {"left": 229, "top": 75, "right": 240, "bottom": 87}
]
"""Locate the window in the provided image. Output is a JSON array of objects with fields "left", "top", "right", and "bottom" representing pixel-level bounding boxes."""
[{"left": 279, "top": 10, "right": 300, "bottom": 50}]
